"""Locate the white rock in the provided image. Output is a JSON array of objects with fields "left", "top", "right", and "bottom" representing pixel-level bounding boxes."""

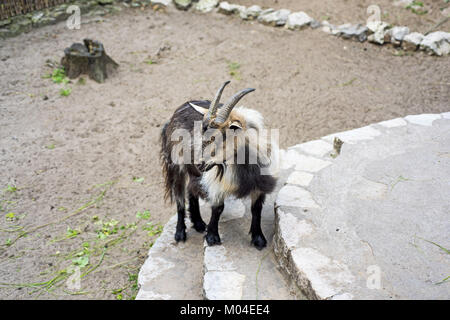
[
  {"left": 136, "top": 290, "right": 171, "bottom": 300},
  {"left": 286, "top": 171, "right": 314, "bottom": 187},
  {"left": 286, "top": 11, "right": 313, "bottom": 30},
  {"left": 173, "top": 0, "right": 191, "bottom": 10},
  {"left": 204, "top": 246, "right": 236, "bottom": 272},
  {"left": 291, "top": 247, "right": 354, "bottom": 300},
  {"left": 442, "top": 112, "right": 450, "bottom": 119},
  {"left": 393, "top": 0, "right": 413, "bottom": 7},
  {"left": 367, "top": 20, "right": 389, "bottom": 33},
  {"left": 258, "top": 8, "right": 291, "bottom": 26},
  {"left": 276, "top": 185, "right": 319, "bottom": 208},
  {"left": 218, "top": 1, "right": 245, "bottom": 15},
  {"left": 321, "top": 21, "right": 334, "bottom": 34},
  {"left": 278, "top": 209, "right": 314, "bottom": 249},
  {"left": 332, "top": 23, "right": 352, "bottom": 35},
  {"left": 294, "top": 154, "right": 332, "bottom": 172},
  {"left": 337, "top": 24, "right": 369, "bottom": 42},
  {"left": 239, "top": 5, "right": 262, "bottom": 20},
  {"left": 420, "top": 31, "right": 450, "bottom": 56},
  {"left": 204, "top": 271, "right": 246, "bottom": 300},
  {"left": 402, "top": 32, "right": 424, "bottom": 51},
  {"left": 391, "top": 26, "right": 410, "bottom": 41},
  {"left": 367, "top": 21, "right": 390, "bottom": 44},
  {"left": 195, "top": 0, "right": 219, "bottom": 13},
  {"left": 405, "top": 114, "right": 442, "bottom": 126},
  {"left": 151, "top": 0, "right": 172, "bottom": 6},
  {"left": 378, "top": 117, "right": 408, "bottom": 128},
  {"left": 291, "top": 139, "right": 333, "bottom": 157}
]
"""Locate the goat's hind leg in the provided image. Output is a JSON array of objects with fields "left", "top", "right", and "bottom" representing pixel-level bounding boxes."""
[
  {"left": 188, "top": 192, "right": 206, "bottom": 233},
  {"left": 173, "top": 174, "right": 187, "bottom": 242},
  {"left": 250, "top": 193, "right": 267, "bottom": 250}
]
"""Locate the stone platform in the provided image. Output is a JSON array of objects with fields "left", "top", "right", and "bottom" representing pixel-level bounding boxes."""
[{"left": 137, "top": 112, "right": 450, "bottom": 300}]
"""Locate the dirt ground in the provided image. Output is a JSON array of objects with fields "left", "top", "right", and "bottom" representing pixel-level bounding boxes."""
[
  {"left": 234, "top": 0, "right": 450, "bottom": 33},
  {"left": 0, "top": 4, "right": 449, "bottom": 300}
]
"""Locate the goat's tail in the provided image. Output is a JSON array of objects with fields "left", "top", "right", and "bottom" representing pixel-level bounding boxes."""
[{"left": 160, "top": 121, "right": 174, "bottom": 203}]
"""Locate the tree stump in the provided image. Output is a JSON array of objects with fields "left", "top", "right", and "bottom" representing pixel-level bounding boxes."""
[{"left": 61, "top": 39, "right": 118, "bottom": 83}]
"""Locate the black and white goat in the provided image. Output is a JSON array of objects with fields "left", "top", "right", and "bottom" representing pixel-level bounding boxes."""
[{"left": 160, "top": 81, "right": 277, "bottom": 250}]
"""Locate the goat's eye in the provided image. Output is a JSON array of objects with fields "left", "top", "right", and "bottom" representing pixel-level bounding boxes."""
[{"left": 229, "top": 121, "right": 242, "bottom": 130}]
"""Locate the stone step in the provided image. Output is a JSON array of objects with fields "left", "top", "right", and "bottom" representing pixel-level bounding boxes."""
[
  {"left": 201, "top": 192, "right": 301, "bottom": 300},
  {"left": 136, "top": 215, "right": 206, "bottom": 299}
]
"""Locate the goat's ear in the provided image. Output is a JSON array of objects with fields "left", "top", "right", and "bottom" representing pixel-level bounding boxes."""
[
  {"left": 189, "top": 103, "right": 208, "bottom": 115},
  {"left": 229, "top": 121, "right": 242, "bottom": 130}
]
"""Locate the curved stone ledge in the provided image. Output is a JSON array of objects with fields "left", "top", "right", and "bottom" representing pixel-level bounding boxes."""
[{"left": 273, "top": 112, "right": 450, "bottom": 300}]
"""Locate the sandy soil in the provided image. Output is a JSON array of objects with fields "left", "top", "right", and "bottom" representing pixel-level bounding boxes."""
[
  {"left": 234, "top": 0, "right": 450, "bottom": 33},
  {"left": 0, "top": 6, "right": 449, "bottom": 299}
]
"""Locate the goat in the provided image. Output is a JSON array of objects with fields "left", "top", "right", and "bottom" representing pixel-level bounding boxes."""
[{"left": 160, "top": 81, "right": 277, "bottom": 250}]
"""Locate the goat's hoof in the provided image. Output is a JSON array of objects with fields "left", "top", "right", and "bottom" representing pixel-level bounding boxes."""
[
  {"left": 174, "top": 229, "right": 187, "bottom": 242},
  {"left": 205, "top": 233, "right": 221, "bottom": 246},
  {"left": 251, "top": 234, "right": 267, "bottom": 250},
  {"left": 192, "top": 220, "right": 207, "bottom": 233}
]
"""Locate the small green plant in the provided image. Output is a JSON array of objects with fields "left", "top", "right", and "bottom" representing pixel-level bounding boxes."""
[
  {"left": 72, "top": 255, "right": 89, "bottom": 268},
  {"left": 51, "top": 67, "right": 68, "bottom": 84},
  {"left": 66, "top": 227, "right": 80, "bottom": 239},
  {"left": 5, "top": 185, "right": 17, "bottom": 193},
  {"left": 136, "top": 210, "right": 151, "bottom": 220},
  {"left": 77, "top": 77, "right": 86, "bottom": 85},
  {"left": 46, "top": 143, "right": 56, "bottom": 150},
  {"left": 60, "top": 88, "right": 72, "bottom": 97},
  {"left": 128, "top": 273, "right": 139, "bottom": 300},
  {"left": 133, "top": 177, "right": 145, "bottom": 183},
  {"left": 406, "top": 1, "right": 428, "bottom": 15},
  {"left": 5, "top": 238, "right": 12, "bottom": 246},
  {"left": 143, "top": 222, "right": 163, "bottom": 237},
  {"left": 112, "top": 288, "right": 124, "bottom": 300},
  {"left": 341, "top": 78, "right": 357, "bottom": 87},
  {"left": 228, "top": 62, "right": 241, "bottom": 80},
  {"left": 5, "top": 212, "right": 16, "bottom": 221},
  {"left": 144, "top": 59, "right": 155, "bottom": 65},
  {"left": 96, "top": 219, "right": 119, "bottom": 239}
]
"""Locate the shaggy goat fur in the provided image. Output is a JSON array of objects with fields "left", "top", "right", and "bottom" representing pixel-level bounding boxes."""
[{"left": 160, "top": 87, "right": 278, "bottom": 249}]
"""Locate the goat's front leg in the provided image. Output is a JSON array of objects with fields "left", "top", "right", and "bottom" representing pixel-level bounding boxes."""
[
  {"left": 250, "top": 193, "right": 267, "bottom": 250},
  {"left": 205, "top": 202, "right": 224, "bottom": 246}
]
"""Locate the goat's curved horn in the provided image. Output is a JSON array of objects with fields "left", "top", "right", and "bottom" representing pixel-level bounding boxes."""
[
  {"left": 214, "top": 88, "right": 255, "bottom": 124},
  {"left": 205, "top": 81, "right": 231, "bottom": 122}
]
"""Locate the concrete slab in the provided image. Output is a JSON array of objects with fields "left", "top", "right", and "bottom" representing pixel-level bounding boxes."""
[{"left": 274, "top": 115, "right": 450, "bottom": 299}]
